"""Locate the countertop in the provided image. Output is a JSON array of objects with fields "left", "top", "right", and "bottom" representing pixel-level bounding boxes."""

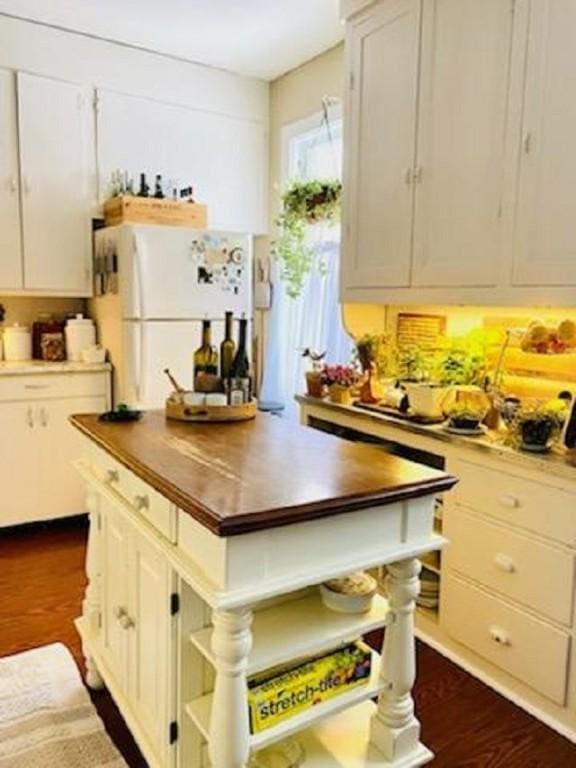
[
  {"left": 297, "top": 395, "right": 576, "bottom": 483},
  {"left": 70, "top": 410, "right": 456, "bottom": 537},
  {"left": 0, "top": 361, "right": 111, "bottom": 376}
]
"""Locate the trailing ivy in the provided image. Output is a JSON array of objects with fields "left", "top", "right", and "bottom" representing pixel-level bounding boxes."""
[{"left": 273, "top": 179, "right": 342, "bottom": 298}]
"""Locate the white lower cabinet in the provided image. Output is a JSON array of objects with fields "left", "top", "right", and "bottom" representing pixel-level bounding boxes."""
[
  {"left": 99, "top": 496, "right": 174, "bottom": 766},
  {"left": 0, "top": 372, "right": 109, "bottom": 527}
]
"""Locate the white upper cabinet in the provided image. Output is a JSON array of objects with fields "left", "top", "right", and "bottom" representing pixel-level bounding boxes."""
[
  {"left": 0, "top": 70, "right": 22, "bottom": 289},
  {"left": 513, "top": 0, "right": 576, "bottom": 286},
  {"left": 412, "top": 0, "right": 514, "bottom": 287},
  {"left": 17, "top": 72, "right": 95, "bottom": 294},
  {"left": 342, "top": 0, "right": 421, "bottom": 288},
  {"left": 97, "top": 90, "right": 267, "bottom": 234}
]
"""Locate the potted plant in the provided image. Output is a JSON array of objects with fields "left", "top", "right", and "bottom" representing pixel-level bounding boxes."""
[
  {"left": 302, "top": 348, "right": 327, "bottom": 398},
  {"left": 514, "top": 405, "right": 562, "bottom": 452},
  {"left": 445, "top": 403, "right": 487, "bottom": 432},
  {"left": 322, "top": 364, "right": 358, "bottom": 406},
  {"left": 273, "top": 179, "right": 342, "bottom": 298},
  {"left": 396, "top": 345, "right": 447, "bottom": 420},
  {"left": 354, "top": 333, "right": 391, "bottom": 404}
]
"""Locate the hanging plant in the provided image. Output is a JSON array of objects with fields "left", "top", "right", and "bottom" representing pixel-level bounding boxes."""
[{"left": 273, "top": 179, "right": 342, "bottom": 298}]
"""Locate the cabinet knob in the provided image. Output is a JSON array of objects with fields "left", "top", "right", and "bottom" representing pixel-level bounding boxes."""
[
  {"left": 493, "top": 553, "right": 516, "bottom": 574},
  {"left": 498, "top": 494, "right": 520, "bottom": 509},
  {"left": 26, "top": 407, "right": 34, "bottom": 428},
  {"left": 106, "top": 469, "right": 119, "bottom": 484},
  {"left": 8, "top": 177, "right": 17, "bottom": 193},
  {"left": 39, "top": 407, "right": 48, "bottom": 427},
  {"left": 133, "top": 494, "right": 149, "bottom": 512},
  {"left": 489, "top": 626, "right": 511, "bottom": 646},
  {"left": 113, "top": 606, "right": 126, "bottom": 620},
  {"left": 119, "top": 613, "right": 135, "bottom": 630}
]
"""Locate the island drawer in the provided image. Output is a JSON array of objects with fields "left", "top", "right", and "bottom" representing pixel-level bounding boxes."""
[
  {"left": 91, "top": 448, "right": 176, "bottom": 542},
  {"left": 444, "top": 507, "right": 575, "bottom": 625},
  {"left": 442, "top": 575, "right": 570, "bottom": 705},
  {"left": 449, "top": 458, "right": 576, "bottom": 545},
  {"left": 0, "top": 373, "right": 108, "bottom": 402}
]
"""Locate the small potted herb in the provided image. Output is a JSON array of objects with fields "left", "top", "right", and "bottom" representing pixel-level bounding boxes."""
[
  {"left": 322, "top": 364, "right": 359, "bottom": 406},
  {"left": 515, "top": 405, "right": 562, "bottom": 452},
  {"left": 302, "top": 348, "right": 327, "bottom": 398},
  {"left": 445, "top": 403, "right": 486, "bottom": 432}
]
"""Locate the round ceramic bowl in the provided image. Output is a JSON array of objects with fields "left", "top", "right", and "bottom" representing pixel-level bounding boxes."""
[{"left": 320, "top": 572, "right": 377, "bottom": 614}]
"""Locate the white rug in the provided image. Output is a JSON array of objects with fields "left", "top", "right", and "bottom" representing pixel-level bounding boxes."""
[{"left": 0, "top": 643, "right": 126, "bottom": 768}]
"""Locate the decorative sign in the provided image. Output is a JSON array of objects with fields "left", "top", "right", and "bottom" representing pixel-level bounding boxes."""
[{"left": 396, "top": 313, "right": 446, "bottom": 349}]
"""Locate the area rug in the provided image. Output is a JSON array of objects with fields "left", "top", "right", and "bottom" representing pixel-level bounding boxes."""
[{"left": 0, "top": 643, "right": 126, "bottom": 767}]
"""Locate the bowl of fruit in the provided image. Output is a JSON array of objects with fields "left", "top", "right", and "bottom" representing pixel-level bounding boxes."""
[{"left": 520, "top": 319, "right": 576, "bottom": 354}]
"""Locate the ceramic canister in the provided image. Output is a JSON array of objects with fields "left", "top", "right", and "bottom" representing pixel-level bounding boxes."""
[{"left": 3, "top": 324, "right": 32, "bottom": 361}]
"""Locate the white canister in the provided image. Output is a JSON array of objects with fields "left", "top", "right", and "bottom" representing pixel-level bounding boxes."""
[
  {"left": 65, "top": 314, "right": 96, "bottom": 362},
  {"left": 3, "top": 324, "right": 32, "bottom": 361}
]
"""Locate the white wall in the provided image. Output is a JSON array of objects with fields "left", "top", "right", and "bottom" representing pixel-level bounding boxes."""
[{"left": 0, "top": 15, "right": 268, "bottom": 121}]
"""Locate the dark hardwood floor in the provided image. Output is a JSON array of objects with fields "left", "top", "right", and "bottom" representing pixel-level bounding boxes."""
[{"left": 1, "top": 518, "right": 575, "bottom": 767}]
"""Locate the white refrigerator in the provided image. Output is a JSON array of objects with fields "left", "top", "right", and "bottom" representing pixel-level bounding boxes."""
[{"left": 93, "top": 224, "right": 252, "bottom": 408}]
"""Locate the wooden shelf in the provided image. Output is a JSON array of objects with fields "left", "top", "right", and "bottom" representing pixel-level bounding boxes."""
[
  {"left": 189, "top": 591, "right": 389, "bottom": 677},
  {"left": 292, "top": 700, "right": 433, "bottom": 767},
  {"left": 185, "top": 651, "right": 384, "bottom": 752}
]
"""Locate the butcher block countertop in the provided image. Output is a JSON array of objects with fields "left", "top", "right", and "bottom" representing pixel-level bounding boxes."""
[{"left": 70, "top": 411, "right": 456, "bottom": 537}]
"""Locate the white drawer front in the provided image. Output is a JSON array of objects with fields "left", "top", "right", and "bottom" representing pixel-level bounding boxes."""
[
  {"left": 450, "top": 458, "right": 576, "bottom": 545},
  {"left": 0, "top": 373, "right": 108, "bottom": 402},
  {"left": 442, "top": 575, "right": 570, "bottom": 705},
  {"left": 444, "top": 508, "right": 575, "bottom": 625},
  {"left": 91, "top": 448, "right": 175, "bottom": 542}
]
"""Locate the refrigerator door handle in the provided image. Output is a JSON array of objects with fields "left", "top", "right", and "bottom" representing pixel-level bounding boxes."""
[
  {"left": 132, "top": 232, "right": 146, "bottom": 319},
  {"left": 138, "top": 322, "right": 147, "bottom": 407}
]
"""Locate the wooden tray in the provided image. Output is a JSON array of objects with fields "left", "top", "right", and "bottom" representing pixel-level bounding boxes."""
[
  {"left": 104, "top": 195, "right": 207, "bottom": 228},
  {"left": 166, "top": 397, "right": 257, "bottom": 423}
]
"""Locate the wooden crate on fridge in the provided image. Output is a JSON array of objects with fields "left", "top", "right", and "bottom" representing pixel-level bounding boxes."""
[{"left": 103, "top": 195, "right": 208, "bottom": 228}]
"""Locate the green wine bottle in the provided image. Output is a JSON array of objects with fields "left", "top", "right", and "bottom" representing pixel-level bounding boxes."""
[
  {"left": 220, "top": 311, "right": 236, "bottom": 380},
  {"left": 194, "top": 320, "right": 218, "bottom": 380},
  {"left": 228, "top": 316, "right": 251, "bottom": 404}
]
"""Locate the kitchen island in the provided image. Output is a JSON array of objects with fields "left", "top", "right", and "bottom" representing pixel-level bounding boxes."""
[{"left": 71, "top": 411, "right": 456, "bottom": 768}]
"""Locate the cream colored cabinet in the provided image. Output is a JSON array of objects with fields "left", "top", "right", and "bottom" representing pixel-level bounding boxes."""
[
  {"left": 98, "top": 494, "right": 174, "bottom": 765},
  {"left": 0, "top": 70, "right": 22, "bottom": 289},
  {"left": 0, "top": 372, "right": 110, "bottom": 527},
  {"left": 412, "top": 0, "right": 513, "bottom": 287},
  {"left": 17, "top": 72, "right": 95, "bottom": 294},
  {"left": 342, "top": 0, "right": 421, "bottom": 288},
  {"left": 513, "top": 0, "right": 576, "bottom": 286}
]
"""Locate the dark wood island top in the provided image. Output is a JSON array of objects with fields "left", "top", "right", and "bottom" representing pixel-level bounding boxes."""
[{"left": 71, "top": 411, "right": 457, "bottom": 536}]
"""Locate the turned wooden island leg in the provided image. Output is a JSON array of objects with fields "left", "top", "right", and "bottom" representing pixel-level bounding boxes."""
[
  {"left": 208, "top": 608, "right": 253, "bottom": 768},
  {"left": 82, "top": 491, "right": 105, "bottom": 691},
  {"left": 371, "top": 558, "right": 431, "bottom": 765}
]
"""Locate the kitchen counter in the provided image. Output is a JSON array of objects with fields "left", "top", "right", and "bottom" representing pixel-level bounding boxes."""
[
  {"left": 71, "top": 410, "right": 455, "bottom": 536},
  {"left": 296, "top": 394, "right": 576, "bottom": 482},
  {"left": 0, "top": 360, "right": 111, "bottom": 376},
  {"left": 72, "top": 409, "right": 456, "bottom": 767}
]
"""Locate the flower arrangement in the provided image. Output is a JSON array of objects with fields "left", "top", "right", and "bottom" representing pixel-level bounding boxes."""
[
  {"left": 273, "top": 179, "right": 342, "bottom": 298},
  {"left": 321, "top": 364, "right": 358, "bottom": 388}
]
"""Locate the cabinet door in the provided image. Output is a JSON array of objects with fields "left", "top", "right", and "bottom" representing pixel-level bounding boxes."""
[
  {"left": 342, "top": 0, "right": 421, "bottom": 289},
  {"left": 128, "top": 528, "right": 173, "bottom": 764},
  {"left": 0, "top": 70, "right": 23, "bottom": 290},
  {"left": 17, "top": 72, "right": 95, "bottom": 294},
  {"left": 412, "top": 0, "right": 514, "bottom": 287},
  {"left": 513, "top": 0, "right": 576, "bottom": 285},
  {"left": 100, "top": 497, "right": 130, "bottom": 690},
  {"left": 37, "top": 396, "right": 107, "bottom": 522},
  {"left": 0, "top": 402, "right": 39, "bottom": 527}
]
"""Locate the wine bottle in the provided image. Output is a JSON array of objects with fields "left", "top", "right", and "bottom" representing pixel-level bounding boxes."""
[
  {"left": 154, "top": 174, "right": 164, "bottom": 199},
  {"left": 138, "top": 173, "right": 149, "bottom": 197},
  {"left": 229, "top": 316, "right": 251, "bottom": 404},
  {"left": 194, "top": 320, "right": 218, "bottom": 380},
  {"left": 220, "top": 311, "right": 236, "bottom": 380}
]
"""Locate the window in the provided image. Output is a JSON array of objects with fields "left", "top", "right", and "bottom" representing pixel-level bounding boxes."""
[{"left": 259, "top": 109, "right": 353, "bottom": 416}]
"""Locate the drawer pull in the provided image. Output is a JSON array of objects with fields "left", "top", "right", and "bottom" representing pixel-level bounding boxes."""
[
  {"left": 133, "top": 494, "right": 149, "bottom": 512},
  {"left": 113, "top": 606, "right": 127, "bottom": 620},
  {"left": 493, "top": 553, "right": 516, "bottom": 574},
  {"left": 119, "top": 613, "right": 135, "bottom": 630},
  {"left": 498, "top": 494, "right": 520, "bottom": 509},
  {"left": 489, "top": 626, "right": 511, "bottom": 646},
  {"left": 24, "top": 383, "right": 51, "bottom": 390},
  {"left": 106, "top": 469, "right": 119, "bottom": 484}
]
